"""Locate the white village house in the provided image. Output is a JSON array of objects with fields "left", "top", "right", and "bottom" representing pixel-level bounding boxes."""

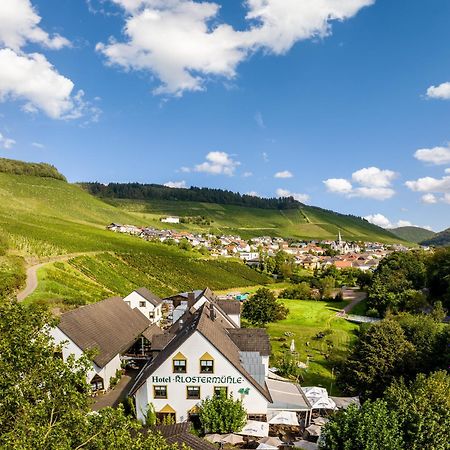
[
  {"left": 123, "top": 287, "right": 163, "bottom": 323},
  {"left": 130, "top": 303, "right": 272, "bottom": 423},
  {"left": 50, "top": 296, "right": 161, "bottom": 391}
]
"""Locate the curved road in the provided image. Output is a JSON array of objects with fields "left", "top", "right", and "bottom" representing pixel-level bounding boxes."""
[
  {"left": 16, "top": 252, "right": 102, "bottom": 302},
  {"left": 338, "top": 288, "right": 367, "bottom": 315}
]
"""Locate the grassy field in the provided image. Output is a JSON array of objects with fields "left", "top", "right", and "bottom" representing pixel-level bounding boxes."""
[
  {"left": 105, "top": 198, "right": 403, "bottom": 243},
  {"left": 266, "top": 299, "right": 359, "bottom": 394},
  {"left": 27, "top": 252, "right": 269, "bottom": 308},
  {"left": 0, "top": 173, "right": 270, "bottom": 305}
]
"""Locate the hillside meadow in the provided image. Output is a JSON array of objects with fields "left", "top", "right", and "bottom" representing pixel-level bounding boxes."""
[
  {"left": 26, "top": 252, "right": 269, "bottom": 309},
  {"left": 0, "top": 173, "right": 270, "bottom": 306},
  {"left": 267, "top": 299, "right": 359, "bottom": 392},
  {"left": 104, "top": 198, "right": 402, "bottom": 242}
]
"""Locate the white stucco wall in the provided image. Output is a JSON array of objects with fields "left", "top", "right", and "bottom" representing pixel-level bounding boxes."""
[
  {"left": 123, "top": 291, "right": 162, "bottom": 323},
  {"left": 49, "top": 327, "right": 121, "bottom": 391},
  {"left": 135, "top": 331, "right": 268, "bottom": 423},
  {"left": 228, "top": 313, "right": 241, "bottom": 328}
]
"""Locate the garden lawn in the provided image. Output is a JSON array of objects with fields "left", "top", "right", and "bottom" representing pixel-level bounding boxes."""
[{"left": 267, "top": 299, "right": 360, "bottom": 395}]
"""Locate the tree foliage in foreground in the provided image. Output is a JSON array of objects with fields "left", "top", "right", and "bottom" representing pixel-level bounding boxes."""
[
  {"left": 338, "top": 315, "right": 449, "bottom": 400},
  {"left": 322, "top": 371, "right": 450, "bottom": 450},
  {"left": 0, "top": 300, "right": 183, "bottom": 450},
  {"left": 242, "top": 288, "right": 289, "bottom": 325},
  {"left": 319, "top": 400, "right": 404, "bottom": 450},
  {"left": 384, "top": 371, "right": 450, "bottom": 450},
  {"left": 337, "top": 320, "right": 414, "bottom": 399},
  {"left": 198, "top": 392, "right": 247, "bottom": 434}
]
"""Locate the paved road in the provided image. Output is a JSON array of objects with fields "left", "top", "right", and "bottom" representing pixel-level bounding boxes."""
[
  {"left": 16, "top": 252, "right": 103, "bottom": 302},
  {"left": 338, "top": 288, "right": 367, "bottom": 315}
]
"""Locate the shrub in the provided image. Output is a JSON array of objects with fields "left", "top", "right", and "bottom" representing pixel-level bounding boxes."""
[{"left": 198, "top": 392, "right": 247, "bottom": 434}]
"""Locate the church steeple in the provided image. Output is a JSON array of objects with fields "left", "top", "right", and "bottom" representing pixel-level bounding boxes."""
[{"left": 338, "top": 230, "right": 342, "bottom": 245}]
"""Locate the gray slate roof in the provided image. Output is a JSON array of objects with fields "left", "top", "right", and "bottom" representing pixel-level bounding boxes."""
[
  {"left": 228, "top": 328, "right": 271, "bottom": 356},
  {"left": 57, "top": 297, "right": 151, "bottom": 368},
  {"left": 130, "top": 304, "right": 272, "bottom": 401},
  {"left": 135, "top": 287, "right": 163, "bottom": 307}
]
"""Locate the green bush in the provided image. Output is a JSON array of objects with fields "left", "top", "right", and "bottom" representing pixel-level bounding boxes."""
[{"left": 198, "top": 392, "right": 247, "bottom": 434}]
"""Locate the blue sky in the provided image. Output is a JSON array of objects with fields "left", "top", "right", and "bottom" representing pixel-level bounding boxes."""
[{"left": 0, "top": 0, "right": 450, "bottom": 231}]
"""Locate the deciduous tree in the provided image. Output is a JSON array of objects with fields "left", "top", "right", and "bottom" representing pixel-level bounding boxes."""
[{"left": 242, "top": 288, "right": 288, "bottom": 325}]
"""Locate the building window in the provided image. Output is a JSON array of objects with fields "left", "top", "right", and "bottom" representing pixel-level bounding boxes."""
[
  {"left": 173, "top": 359, "right": 187, "bottom": 373},
  {"left": 154, "top": 385, "right": 168, "bottom": 399},
  {"left": 200, "top": 359, "right": 214, "bottom": 373},
  {"left": 139, "top": 301, "right": 146, "bottom": 308},
  {"left": 149, "top": 311, "right": 154, "bottom": 319},
  {"left": 214, "top": 386, "right": 228, "bottom": 397},
  {"left": 199, "top": 352, "right": 214, "bottom": 373},
  {"left": 172, "top": 352, "right": 187, "bottom": 373},
  {"left": 248, "top": 414, "right": 267, "bottom": 422},
  {"left": 186, "top": 386, "right": 201, "bottom": 400},
  {"left": 90, "top": 375, "right": 104, "bottom": 392}
]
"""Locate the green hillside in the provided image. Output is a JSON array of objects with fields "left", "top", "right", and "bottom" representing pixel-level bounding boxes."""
[
  {"left": 105, "top": 198, "right": 403, "bottom": 242},
  {"left": 421, "top": 228, "right": 450, "bottom": 247},
  {"left": 391, "top": 226, "right": 436, "bottom": 243},
  {"left": 0, "top": 171, "right": 269, "bottom": 308}
]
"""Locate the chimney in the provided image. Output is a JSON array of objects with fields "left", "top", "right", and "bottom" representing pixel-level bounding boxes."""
[
  {"left": 187, "top": 292, "right": 196, "bottom": 309},
  {"left": 209, "top": 303, "right": 216, "bottom": 321},
  {"left": 178, "top": 319, "right": 184, "bottom": 331}
]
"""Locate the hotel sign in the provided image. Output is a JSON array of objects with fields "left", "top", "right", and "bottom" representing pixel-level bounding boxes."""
[{"left": 152, "top": 375, "right": 244, "bottom": 384}]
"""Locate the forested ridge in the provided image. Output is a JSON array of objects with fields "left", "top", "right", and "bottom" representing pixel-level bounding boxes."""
[
  {"left": 0, "top": 157, "right": 66, "bottom": 181},
  {"left": 80, "top": 182, "right": 304, "bottom": 209}
]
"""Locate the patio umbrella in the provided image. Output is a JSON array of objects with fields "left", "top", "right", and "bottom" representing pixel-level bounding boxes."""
[
  {"left": 268, "top": 410, "right": 299, "bottom": 426},
  {"left": 204, "top": 434, "right": 223, "bottom": 443},
  {"left": 312, "top": 417, "right": 328, "bottom": 426},
  {"left": 257, "top": 444, "right": 278, "bottom": 450},
  {"left": 220, "top": 433, "right": 244, "bottom": 445},
  {"left": 238, "top": 420, "right": 269, "bottom": 438},
  {"left": 258, "top": 436, "right": 283, "bottom": 447},
  {"left": 305, "top": 424, "right": 322, "bottom": 437},
  {"left": 293, "top": 441, "right": 319, "bottom": 449}
]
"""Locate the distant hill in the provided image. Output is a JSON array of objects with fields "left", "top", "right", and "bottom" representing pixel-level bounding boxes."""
[
  {"left": 80, "top": 182, "right": 302, "bottom": 210},
  {"left": 0, "top": 157, "right": 66, "bottom": 181},
  {"left": 420, "top": 228, "right": 450, "bottom": 247},
  {"left": 82, "top": 183, "right": 404, "bottom": 243},
  {"left": 391, "top": 226, "right": 436, "bottom": 243}
]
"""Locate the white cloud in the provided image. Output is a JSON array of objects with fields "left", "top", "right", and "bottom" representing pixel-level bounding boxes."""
[
  {"left": 405, "top": 175, "right": 450, "bottom": 193},
  {"left": 0, "top": 132, "right": 16, "bottom": 149},
  {"left": 31, "top": 141, "right": 44, "bottom": 148},
  {"left": 98, "top": 0, "right": 374, "bottom": 96},
  {"left": 351, "top": 167, "right": 397, "bottom": 187},
  {"left": 255, "top": 111, "right": 265, "bottom": 129},
  {"left": 274, "top": 170, "right": 293, "bottom": 179},
  {"left": 364, "top": 214, "right": 432, "bottom": 230},
  {"left": 406, "top": 174, "right": 450, "bottom": 204},
  {"left": 324, "top": 166, "right": 397, "bottom": 200},
  {"left": 262, "top": 152, "right": 269, "bottom": 162},
  {"left": 246, "top": 191, "right": 259, "bottom": 197},
  {"left": 414, "top": 145, "right": 450, "bottom": 165},
  {"left": 446, "top": 168, "right": 450, "bottom": 174},
  {"left": 164, "top": 180, "right": 187, "bottom": 188},
  {"left": 352, "top": 187, "right": 395, "bottom": 200},
  {"left": 426, "top": 82, "right": 450, "bottom": 100},
  {"left": 364, "top": 213, "right": 392, "bottom": 228},
  {"left": 192, "top": 151, "right": 240, "bottom": 176},
  {"left": 242, "top": 171, "right": 253, "bottom": 178},
  {"left": 0, "top": 49, "right": 100, "bottom": 120},
  {"left": 276, "top": 188, "right": 309, "bottom": 204},
  {"left": 0, "top": 0, "right": 70, "bottom": 51},
  {"left": 323, "top": 178, "right": 353, "bottom": 194},
  {"left": 421, "top": 193, "right": 437, "bottom": 204}
]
